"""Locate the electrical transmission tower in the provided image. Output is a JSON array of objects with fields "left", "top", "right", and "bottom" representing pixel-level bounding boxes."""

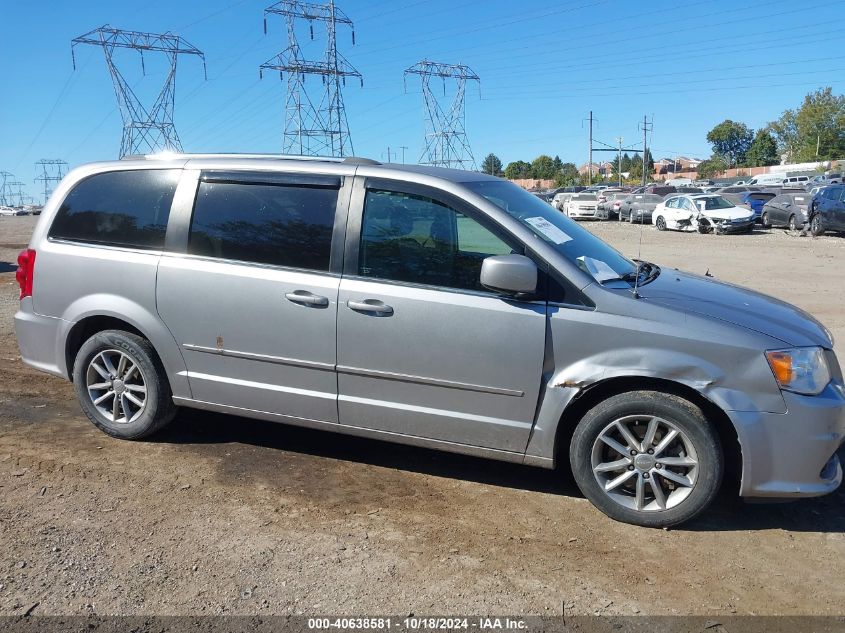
[
  {"left": 34, "top": 159, "right": 68, "bottom": 204},
  {"left": 71, "top": 25, "right": 206, "bottom": 158},
  {"left": 404, "top": 61, "right": 480, "bottom": 170},
  {"left": 5, "top": 181, "right": 26, "bottom": 207},
  {"left": 0, "top": 172, "right": 12, "bottom": 207},
  {"left": 261, "top": 1, "right": 362, "bottom": 157}
]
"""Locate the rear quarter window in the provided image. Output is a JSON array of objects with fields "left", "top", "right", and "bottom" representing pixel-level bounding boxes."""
[{"left": 48, "top": 169, "right": 180, "bottom": 249}]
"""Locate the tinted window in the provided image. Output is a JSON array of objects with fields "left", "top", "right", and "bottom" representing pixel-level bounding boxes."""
[
  {"left": 49, "top": 169, "right": 179, "bottom": 249},
  {"left": 359, "top": 189, "right": 513, "bottom": 291},
  {"left": 749, "top": 193, "right": 775, "bottom": 202},
  {"left": 188, "top": 180, "right": 337, "bottom": 271}
]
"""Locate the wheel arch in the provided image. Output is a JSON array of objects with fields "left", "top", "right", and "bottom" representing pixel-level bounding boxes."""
[{"left": 552, "top": 375, "right": 742, "bottom": 493}]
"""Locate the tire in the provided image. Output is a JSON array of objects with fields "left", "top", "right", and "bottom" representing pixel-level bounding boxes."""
[
  {"left": 569, "top": 390, "right": 723, "bottom": 528},
  {"left": 655, "top": 216, "right": 666, "bottom": 231},
  {"left": 810, "top": 213, "right": 825, "bottom": 236},
  {"left": 628, "top": 211, "right": 635, "bottom": 223},
  {"left": 72, "top": 329, "right": 177, "bottom": 440},
  {"left": 760, "top": 211, "right": 770, "bottom": 228},
  {"left": 788, "top": 215, "right": 797, "bottom": 231}
]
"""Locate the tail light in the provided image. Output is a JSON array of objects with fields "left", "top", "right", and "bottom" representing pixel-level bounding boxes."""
[{"left": 16, "top": 249, "right": 36, "bottom": 300}]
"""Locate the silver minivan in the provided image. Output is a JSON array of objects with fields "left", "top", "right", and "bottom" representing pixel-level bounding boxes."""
[{"left": 14, "top": 154, "right": 845, "bottom": 527}]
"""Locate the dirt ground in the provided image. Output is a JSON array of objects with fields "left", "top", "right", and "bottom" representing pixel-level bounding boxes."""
[{"left": 0, "top": 214, "right": 843, "bottom": 617}]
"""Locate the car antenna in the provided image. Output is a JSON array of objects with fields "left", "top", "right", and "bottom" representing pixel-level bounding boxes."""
[{"left": 631, "top": 209, "right": 644, "bottom": 299}]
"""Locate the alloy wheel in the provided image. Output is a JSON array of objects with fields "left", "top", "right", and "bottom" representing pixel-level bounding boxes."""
[
  {"left": 590, "top": 415, "right": 699, "bottom": 512},
  {"left": 86, "top": 349, "right": 148, "bottom": 424}
]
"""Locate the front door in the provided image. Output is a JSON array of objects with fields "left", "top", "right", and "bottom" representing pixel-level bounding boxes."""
[
  {"left": 157, "top": 171, "right": 346, "bottom": 423},
  {"left": 335, "top": 180, "right": 547, "bottom": 453}
]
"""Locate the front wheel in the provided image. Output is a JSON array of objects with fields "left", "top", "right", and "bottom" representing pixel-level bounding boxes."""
[
  {"left": 655, "top": 216, "right": 666, "bottom": 231},
  {"left": 72, "top": 330, "right": 177, "bottom": 440},
  {"left": 570, "top": 391, "right": 723, "bottom": 528},
  {"left": 760, "top": 211, "right": 770, "bottom": 228},
  {"left": 810, "top": 214, "right": 825, "bottom": 236}
]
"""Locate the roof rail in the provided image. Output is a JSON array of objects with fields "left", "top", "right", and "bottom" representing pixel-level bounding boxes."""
[{"left": 120, "top": 152, "right": 347, "bottom": 162}]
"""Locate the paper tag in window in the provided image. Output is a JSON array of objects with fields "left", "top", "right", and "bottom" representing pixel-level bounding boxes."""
[{"left": 524, "top": 216, "right": 572, "bottom": 244}]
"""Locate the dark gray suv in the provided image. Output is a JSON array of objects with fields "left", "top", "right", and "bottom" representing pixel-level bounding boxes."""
[{"left": 14, "top": 154, "right": 845, "bottom": 528}]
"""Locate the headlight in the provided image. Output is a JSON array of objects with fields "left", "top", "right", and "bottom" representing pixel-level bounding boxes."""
[{"left": 765, "top": 347, "right": 831, "bottom": 395}]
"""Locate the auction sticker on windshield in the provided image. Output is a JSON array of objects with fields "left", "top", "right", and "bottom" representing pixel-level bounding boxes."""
[{"left": 524, "top": 216, "right": 572, "bottom": 244}]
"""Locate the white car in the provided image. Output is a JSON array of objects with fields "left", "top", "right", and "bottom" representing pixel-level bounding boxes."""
[
  {"left": 651, "top": 194, "right": 755, "bottom": 234},
  {"left": 0, "top": 206, "right": 20, "bottom": 216},
  {"left": 552, "top": 192, "right": 571, "bottom": 211},
  {"left": 564, "top": 193, "right": 599, "bottom": 219}
]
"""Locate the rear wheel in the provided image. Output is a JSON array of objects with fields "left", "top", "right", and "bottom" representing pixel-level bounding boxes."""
[
  {"left": 570, "top": 391, "right": 723, "bottom": 528},
  {"left": 73, "top": 330, "right": 177, "bottom": 440},
  {"left": 655, "top": 216, "right": 666, "bottom": 231}
]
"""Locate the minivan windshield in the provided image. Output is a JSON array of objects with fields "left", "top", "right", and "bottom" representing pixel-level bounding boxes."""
[{"left": 463, "top": 180, "right": 640, "bottom": 283}]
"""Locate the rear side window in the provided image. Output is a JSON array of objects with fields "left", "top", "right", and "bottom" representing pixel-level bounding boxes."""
[
  {"left": 188, "top": 180, "right": 338, "bottom": 271},
  {"left": 49, "top": 169, "right": 179, "bottom": 249}
]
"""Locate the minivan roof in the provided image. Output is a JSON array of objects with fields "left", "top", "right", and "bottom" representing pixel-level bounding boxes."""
[{"left": 116, "top": 152, "right": 501, "bottom": 184}]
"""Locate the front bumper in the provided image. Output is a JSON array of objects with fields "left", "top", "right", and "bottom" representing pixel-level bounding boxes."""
[
  {"left": 731, "top": 382, "right": 845, "bottom": 498},
  {"left": 718, "top": 218, "right": 755, "bottom": 233}
]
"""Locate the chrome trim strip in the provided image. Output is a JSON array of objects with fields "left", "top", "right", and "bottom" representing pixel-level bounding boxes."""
[
  {"left": 336, "top": 364, "right": 524, "bottom": 397},
  {"left": 182, "top": 344, "right": 335, "bottom": 371},
  {"left": 183, "top": 345, "right": 523, "bottom": 396}
]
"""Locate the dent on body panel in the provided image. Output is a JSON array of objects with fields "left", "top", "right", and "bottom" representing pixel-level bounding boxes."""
[{"left": 543, "top": 305, "right": 787, "bottom": 415}]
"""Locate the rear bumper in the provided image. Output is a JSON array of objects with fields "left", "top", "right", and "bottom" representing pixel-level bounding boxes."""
[
  {"left": 731, "top": 383, "right": 845, "bottom": 498},
  {"left": 14, "top": 298, "right": 69, "bottom": 379}
]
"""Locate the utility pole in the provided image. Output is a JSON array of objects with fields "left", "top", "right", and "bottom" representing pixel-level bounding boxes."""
[
  {"left": 639, "top": 115, "right": 653, "bottom": 187},
  {"left": 588, "top": 111, "right": 593, "bottom": 185},
  {"left": 384, "top": 146, "right": 393, "bottom": 163},
  {"left": 398, "top": 145, "right": 408, "bottom": 164},
  {"left": 616, "top": 136, "right": 624, "bottom": 188}
]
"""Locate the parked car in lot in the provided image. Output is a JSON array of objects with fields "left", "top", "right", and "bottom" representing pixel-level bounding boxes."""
[
  {"left": 761, "top": 192, "right": 811, "bottom": 230},
  {"left": 617, "top": 193, "right": 664, "bottom": 224},
  {"left": 0, "top": 206, "right": 18, "bottom": 216},
  {"left": 748, "top": 173, "right": 788, "bottom": 187},
  {"left": 552, "top": 192, "right": 571, "bottom": 212},
  {"left": 808, "top": 173, "right": 842, "bottom": 187},
  {"left": 782, "top": 175, "right": 811, "bottom": 188},
  {"left": 644, "top": 185, "right": 677, "bottom": 196},
  {"left": 14, "top": 154, "right": 845, "bottom": 529},
  {"left": 597, "top": 190, "right": 625, "bottom": 219},
  {"left": 564, "top": 192, "right": 600, "bottom": 219},
  {"left": 652, "top": 194, "right": 755, "bottom": 233},
  {"left": 808, "top": 184, "right": 845, "bottom": 236},
  {"left": 720, "top": 190, "right": 776, "bottom": 222}
]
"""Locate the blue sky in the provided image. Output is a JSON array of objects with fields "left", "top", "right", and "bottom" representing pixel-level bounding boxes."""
[{"left": 2, "top": 0, "right": 844, "bottom": 201}]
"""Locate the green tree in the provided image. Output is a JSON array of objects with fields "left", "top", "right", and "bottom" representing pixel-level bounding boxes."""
[
  {"left": 629, "top": 154, "right": 643, "bottom": 180},
  {"left": 696, "top": 156, "right": 728, "bottom": 179},
  {"left": 769, "top": 87, "right": 845, "bottom": 162},
  {"left": 706, "top": 119, "right": 753, "bottom": 167},
  {"left": 554, "top": 162, "right": 580, "bottom": 187},
  {"left": 621, "top": 153, "right": 632, "bottom": 173},
  {"left": 530, "top": 154, "right": 556, "bottom": 179},
  {"left": 745, "top": 129, "right": 779, "bottom": 167},
  {"left": 503, "top": 160, "right": 532, "bottom": 180},
  {"left": 552, "top": 155, "right": 563, "bottom": 172},
  {"left": 480, "top": 153, "right": 503, "bottom": 176}
]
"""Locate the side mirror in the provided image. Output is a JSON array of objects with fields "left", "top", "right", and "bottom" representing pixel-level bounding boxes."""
[{"left": 480, "top": 254, "right": 537, "bottom": 296}]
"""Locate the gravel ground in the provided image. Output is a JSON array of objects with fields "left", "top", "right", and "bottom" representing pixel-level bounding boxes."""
[{"left": 0, "top": 214, "right": 843, "bottom": 617}]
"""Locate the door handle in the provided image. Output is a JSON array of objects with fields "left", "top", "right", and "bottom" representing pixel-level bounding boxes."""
[
  {"left": 285, "top": 291, "right": 329, "bottom": 307},
  {"left": 348, "top": 299, "right": 394, "bottom": 316}
]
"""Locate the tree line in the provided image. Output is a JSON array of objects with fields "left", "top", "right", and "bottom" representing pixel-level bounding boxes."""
[{"left": 696, "top": 87, "right": 844, "bottom": 178}]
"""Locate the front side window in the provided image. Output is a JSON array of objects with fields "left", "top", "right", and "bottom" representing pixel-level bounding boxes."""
[
  {"left": 358, "top": 189, "right": 513, "bottom": 291},
  {"left": 49, "top": 169, "right": 180, "bottom": 249},
  {"left": 188, "top": 180, "right": 338, "bottom": 271}
]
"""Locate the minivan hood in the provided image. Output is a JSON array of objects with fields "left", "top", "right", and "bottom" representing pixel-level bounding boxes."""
[{"left": 637, "top": 269, "right": 832, "bottom": 348}]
